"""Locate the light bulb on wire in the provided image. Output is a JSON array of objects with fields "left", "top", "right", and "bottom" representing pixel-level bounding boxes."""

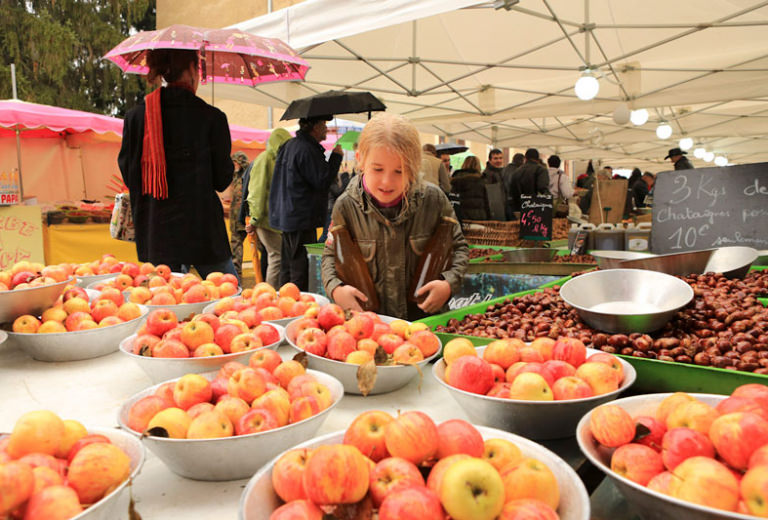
[
  {"left": 679, "top": 137, "right": 693, "bottom": 150},
  {"left": 574, "top": 70, "right": 600, "bottom": 101},
  {"left": 703, "top": 151, "right": 715, "bottom": 162},
  {"left": 630, "top": 108, "right": 649, "bottom": 126},
  {"left": 714, "top": 156, "right": 727, "bottom": 167},
  {"left": 656, "top": 122, "right": 673, "bottom": 140},
  {"left": 693, "top": 147, "right": 706, "bottom": 159}
]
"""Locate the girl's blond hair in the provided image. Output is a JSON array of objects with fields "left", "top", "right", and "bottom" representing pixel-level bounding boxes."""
[{"left": 357, "top": 112, "right": 422, "bottom": 195}]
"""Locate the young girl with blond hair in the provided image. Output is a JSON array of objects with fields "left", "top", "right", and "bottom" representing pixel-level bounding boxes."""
[{"left": 321, "top": 113, "right": 469, "bottom": 320}]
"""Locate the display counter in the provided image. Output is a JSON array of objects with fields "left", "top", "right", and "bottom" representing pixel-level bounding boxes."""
[{"left": 0, "top": 337, "right": 635, "bottom": 519}]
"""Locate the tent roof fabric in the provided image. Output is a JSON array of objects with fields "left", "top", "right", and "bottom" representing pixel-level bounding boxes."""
[
  {"left": 0, "top": 99, "right": 270, "bottom": 145},
  {"left": 209, "top": 0, "right": 768, "bottom": 169}
]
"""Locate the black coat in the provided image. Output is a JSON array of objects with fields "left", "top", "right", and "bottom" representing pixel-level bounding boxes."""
[
  {"left": 269, "top": 130, "right": 343, "bottom": 232},
  {"left": 118, "top": 87, "right": 233, "bottom": 265},
  {"left": 631, "top": 179, "right": 650, "bottom": 208},
  {"left": 675, "top": 156, "right": 695, "bottom": 170},
  {"left": 514, "top": 161, "right": 551, "bottom": 197},
  {"left": 450, "top": 169, "right": 490, "bottom": 221}
]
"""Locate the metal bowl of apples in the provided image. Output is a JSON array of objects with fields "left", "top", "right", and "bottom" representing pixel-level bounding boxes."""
[
  {"left": 69, "top": 426, "right": 145, "bottom": 520},
  {"left": 238, "top": 424, "right": 591, "bottom": 520},
  {"left": 432, "top": 342, "right": 636, "bottom": 440},
  {"left": 559, "top": 268, "right": 694, "bottom": 334},
  {"left": 5, "top": 304, "right": 149, "bottom": 362},
  {"left": 201, "top": 292, "right": 330, "bottom": 328},
  {"left": 118, "top": 322, "right": 285, "bottom": 384},
  {"left": 0, "top": 276, "right": 75, "bottom": 324},
  {"left": 0, "top": 330, "right": 6, "bottom": 347},
  {"left": 575, "top": 392, "right": 760, "bottom": 520},
  {"left": 283, "top": 315, "right": 441, "bottom": 395},
  {"left": 117, "top": 369, "right": 344, "bottom": 481}
]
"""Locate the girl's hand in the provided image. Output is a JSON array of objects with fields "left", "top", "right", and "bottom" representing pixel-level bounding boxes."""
[
  {"left": 416, "top": 280, "right": 451, "bottom": 314},
  {"left": 331, "top": 285, "right": 367, "bottom": 312}
]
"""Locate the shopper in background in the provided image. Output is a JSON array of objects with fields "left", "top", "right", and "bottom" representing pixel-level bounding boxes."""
[
  {"left": 514, "top": 148, "right": 550, "bottom": 199},
  {"left": 118, "top": 48, "right": 235, "bottom": 279},
  {"left": 439, "top": 151, "right": 453, "bottom": 175},
  {"left": 228, "top": 152, "right": 250, "bottom": 282},
  {"left": 623, "top": 167, "right": 642, "bottom": 217},
  {"left": 666, "top": 147, "right": 695, "bottom": 170},
  {"left": 450, "top": 155, "right": 491, "bottom": 221},
  {"left": 632, "top": 171, "right": 655, "bottom": 208},
  {"left": 246, "top": 128, "right": 292, "bottom": 289},
  {"left": 321, "top": 112, "right": 468, "bottom": 320},
  {"left": 502, "top": 152, "right": 525, "bottom": 219},
  {"left": 420, "top": 143, "right": 451, "bottom": 193},
  {"left": 547, "top": 154, "right": 574, "bottom": 217},
  {"left": 270, "top": 117, "right": 343, "bottom": 290}
]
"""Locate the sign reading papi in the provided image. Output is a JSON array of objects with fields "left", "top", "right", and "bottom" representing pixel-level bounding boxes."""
[{"left": 651, "top": 163, "right": 768, "bottom": 254}]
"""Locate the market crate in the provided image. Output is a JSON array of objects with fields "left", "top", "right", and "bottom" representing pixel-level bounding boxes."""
[{"left": 418, "top": 284, "right": 768, "bottom": 395}]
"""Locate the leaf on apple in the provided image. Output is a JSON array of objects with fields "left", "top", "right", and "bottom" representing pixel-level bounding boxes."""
[
  {"left": 374, "top": 346, "right": 388, "bottom": 365},
  {"left": 632, "top": 423, "right": 652, "bottom": 442},
  {"left": 145, "top": 426, "right": 169, "bottom": 438},
  {"left": 293, "top": 351, "right": 309, "bottom": 369},
  {"left": 397, "top": 360, "right": 424, "bottom": 393},
  {"left": 321, "top": 495, "right": 373, "bottom": 520},
  {"left": 129, "top": 487, "right": 142, "bottom": 520},
  {"left": 357, "top": 360, "right": 377, "bottom": 397}
]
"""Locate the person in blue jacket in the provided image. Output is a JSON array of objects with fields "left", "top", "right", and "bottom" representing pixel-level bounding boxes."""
[{"left": 269, "top": 116, "right": 343, "bottom": 290}]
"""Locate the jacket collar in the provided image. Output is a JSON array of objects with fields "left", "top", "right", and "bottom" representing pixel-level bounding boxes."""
[{"left": 346, "top": 175, "right": 425, "bottom": 226}]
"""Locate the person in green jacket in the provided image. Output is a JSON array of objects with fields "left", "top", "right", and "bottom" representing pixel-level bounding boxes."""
[
  {"left": 245, "top": 128, "right": 291, "bottom": 288},
  {"left": 321, "top": 113, "right": 469, "bottom": 320}
]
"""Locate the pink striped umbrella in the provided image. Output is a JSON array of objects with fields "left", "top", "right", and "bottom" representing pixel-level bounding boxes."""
[{"left": 103, "top": 24, "right": 309, "bottom": 86}]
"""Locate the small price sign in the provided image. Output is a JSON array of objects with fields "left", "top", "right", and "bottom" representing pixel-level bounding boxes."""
[{"left": 520, "top": 194, "right": 553, "bottom": 241}]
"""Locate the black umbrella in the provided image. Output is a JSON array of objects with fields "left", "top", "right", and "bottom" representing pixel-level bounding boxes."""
[
  {"left": 280, "top": 90, "right": 386, "bottom": 121},
  {"left": 436, "top": 142, "right": 469, "bottom": 155}
]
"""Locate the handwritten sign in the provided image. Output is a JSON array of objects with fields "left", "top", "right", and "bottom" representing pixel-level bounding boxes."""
[
  {"left": 0, "top": 205, "right": 44, "bottom": 270},
  {"left": 520, "top": 194, "right": 553, "bottom": 241},
  {"left": 651, "top": 163, "right": 768, "bottom": 253}
]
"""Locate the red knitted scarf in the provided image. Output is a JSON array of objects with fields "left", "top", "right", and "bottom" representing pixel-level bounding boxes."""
[{"left": 141, "top": 88, "right": 168, "bottom": 200}]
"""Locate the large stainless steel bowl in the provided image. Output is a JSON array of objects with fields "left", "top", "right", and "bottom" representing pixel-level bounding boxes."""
[
  {"left": 576, "top": 392, "right": 753, "bottom": 520},
  {"left": 117, "top": 369, "right": 343, "bottom": 481},
  {"left": 239, "top": 426, "right": 591, "bottom": 520},
  {"left": 118, "top": 322, "right": 285, "bottom": 383},
  {"left": 6, "top": 304, "right": 149, "bottom": 362},
  {"left": 559, "top": 269, "right": 694, "bottom": 333},
  {"left": 591, "top": 250, "right": 654, "bottom": 269},
  {"left": 618, "top": 248, "right": 715, "bottom": 277},
  {"left": 0, "top": 277, "right": 75, "bottom": 324},
  {"left": 74, "top": 427, "right": 145, "bottom": 520},
  {"left": 704, "top": 246, "right": 758, "bottom": 279},
  {"left": 284, "top": 316, "right": 440, "bottom": 395},
  {"left": 432, "top": 345, "right": 635, "bottom": 440},
  {"left": 501, "top": 248, "right": 558, "bottom": 263},
  {"left": 202, "top": 292, "right": 330, "bottom": 328}
]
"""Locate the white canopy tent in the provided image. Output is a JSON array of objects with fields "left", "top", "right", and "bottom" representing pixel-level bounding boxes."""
[{"left": 200, "top": 0, "right": 768, "bottom": 170}]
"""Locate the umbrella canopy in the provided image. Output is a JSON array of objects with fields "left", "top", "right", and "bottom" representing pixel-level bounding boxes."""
[
  {"left": 103, "top": 24, "right": 308, "bottom": 86},
  {"left": 436, "top": 142, "right": 468, "bottom": 155},
  {"left": 280, "top": 90, "right": 386, "bottom": 120},
  {"left": 336, "top": 130, "right": 360, "bottom": 151}
]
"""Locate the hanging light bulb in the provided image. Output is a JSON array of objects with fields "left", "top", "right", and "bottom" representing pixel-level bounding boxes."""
[
  {"left": 679, "top": 137, "right": 694, "bottom": 150},
  {"left": 630, "top": 108, "right": 649, "bottom": 126},
  {"left": 656, "top": 122, "right": 673, "bottom": 140},
  {"left": 693, "top": 147, "right": 706, "bottom": 159},
  {"left": 574, "top": 69, "right": 600, "bottom": 101},
  {"left": 714, "top": 155, "right": 727, "bottom": 166},
  {"left": 703, "top": 151, "right": 715, "bottom": 162}
]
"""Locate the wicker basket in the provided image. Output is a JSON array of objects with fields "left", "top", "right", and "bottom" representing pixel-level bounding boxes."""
[{"left": 462, "top": 218, "right": 569, "bottom": 247}]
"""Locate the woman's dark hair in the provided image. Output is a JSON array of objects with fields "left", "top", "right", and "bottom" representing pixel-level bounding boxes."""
[
  {"left": 628, "top": 167, "right": 642, "bottom": 186},
  {"left": 146, "top": 49, "right": 199, "bottom": 84}
]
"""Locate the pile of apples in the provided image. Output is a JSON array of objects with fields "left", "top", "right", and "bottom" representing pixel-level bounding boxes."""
[
  {"left": 70, "top": 254, "right": 145, "bottom": 277},
  {"left": 441, "top": 336, "right": 625, "bottom": 401},
  {"left": 589, "top": 384, "right": 768, "bottom": 516},
  {"left": 126, "top": 354, "right": 333, "bottom": 438},
  {"left": 0, "top": 410, "right": 132, "bottom": 519},
  {"left": 269, "top": 410, "right": 562, "bottom": 520},
  {"left": 11, "top": 286, "right": 143, "bottom": 333},
  {"left": 209, "top": 282, "right": 321, "bottom": 322},
  {"left": 93, "top": 267, "right": 239, "bottom": 306},
  {"left": 291, "top": 303, "right": 441, "bottom": 365},
  {"left": 130, "top": 308, "right": 280, "bottom": 358},
  {"left": 0, "top": 261, "right": 73, "bottom": 291}
]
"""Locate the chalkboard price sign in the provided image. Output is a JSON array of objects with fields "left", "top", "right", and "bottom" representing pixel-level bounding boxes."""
[
  {"left": 651, "top": 163, "right": 768, "bottom": 254},
  {"left": 520, "top": 194, "right": 553, "bottom": 241}
]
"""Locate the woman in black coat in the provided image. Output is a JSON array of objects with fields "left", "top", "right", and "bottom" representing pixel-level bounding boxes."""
[
  {"left": 450, "top": 155, "right": 491, "bottom": 221},
  {"left": 118, "top": 49, "right": 236, "bottom": 279}
]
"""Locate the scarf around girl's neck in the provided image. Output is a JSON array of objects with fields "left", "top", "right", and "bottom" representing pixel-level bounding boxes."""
[
  {"left": 141, "top": 82, "right": 195, "bottom": 200},
  {"left": 362, "top": 174, "right": 404, "bottom": 208}
]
